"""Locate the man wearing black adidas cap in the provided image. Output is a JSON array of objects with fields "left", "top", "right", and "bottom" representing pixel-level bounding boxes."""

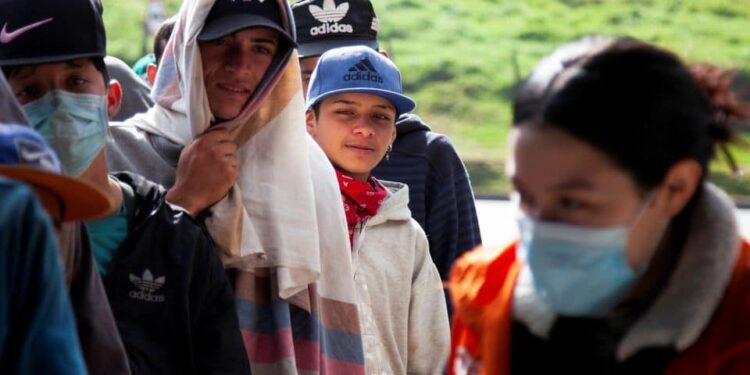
[
  {"left": 293, "top": 0, "right": 482, "bottom": 306},
  {"left": 107, "top": 2, "right": 374, "bottom": 374},
  {"left": 106, "top": 0, "right": 297, "bottom": 214},
  {"left": 0, "top": 1, "right": 249, "bottom": 373},
  {"left": 293, "top": 0, "right": 378, "bottom": 93}
]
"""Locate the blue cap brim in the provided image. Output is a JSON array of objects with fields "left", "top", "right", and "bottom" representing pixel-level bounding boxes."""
[{"left": 307, "top": 87, "right": 415, "bottom": 116}]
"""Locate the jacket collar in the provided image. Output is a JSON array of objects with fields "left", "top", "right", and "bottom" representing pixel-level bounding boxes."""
[
  {"left": 367, "top": 180, "right": 412, "bottom": 226},
  {"left": 513, "top": 183, "right": 741, "bottom": 359},
  {"left": 617, "top": 183, "right": 740, "bottom": 359}
]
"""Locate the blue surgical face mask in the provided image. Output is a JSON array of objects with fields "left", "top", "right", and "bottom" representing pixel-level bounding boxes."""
[
  {"left": 516, "top": 198, "right": 654, "bottom": 317},
  {"left": 23, "top": 90, "right": 109, "bottom": 176}
]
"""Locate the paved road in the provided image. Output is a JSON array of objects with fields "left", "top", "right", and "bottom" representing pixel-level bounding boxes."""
[{"left": 476, "top": 199, "right": 750, "bottom": 247}]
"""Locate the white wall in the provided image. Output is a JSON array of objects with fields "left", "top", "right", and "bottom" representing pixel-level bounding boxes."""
[{"left": 476, "top": 199, "right": 750, "bottom": 248}]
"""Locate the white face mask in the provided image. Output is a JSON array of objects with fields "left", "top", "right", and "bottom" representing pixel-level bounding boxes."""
[
  {"left": 515, "top": 195, "right": 654, "bottom": 317},
  {"left": 23, "top": 90, "right": 109, "bottom": 176}
]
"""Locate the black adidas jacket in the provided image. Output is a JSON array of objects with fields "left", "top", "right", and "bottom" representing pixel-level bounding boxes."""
[{"left": 103, "top": 173, "right": 250, "bottom": 375}]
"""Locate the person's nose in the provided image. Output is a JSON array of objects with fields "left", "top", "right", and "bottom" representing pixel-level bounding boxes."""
[
  {"left": 225, "top": 46, "right": 255, "bottom": 74},
  {"left": 352, "top": 117, "right": 376, "bottom": 137}
]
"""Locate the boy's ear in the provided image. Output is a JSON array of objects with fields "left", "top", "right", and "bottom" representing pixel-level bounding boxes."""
[
  {"left": 146, "top": 63, "right": 158, "bottom": 86},
  {"left": 107, "top": 79, "right": 123, "bottom": 120},
  {"left": 305, "top": 110, "right": 316, "bottom": 137}
]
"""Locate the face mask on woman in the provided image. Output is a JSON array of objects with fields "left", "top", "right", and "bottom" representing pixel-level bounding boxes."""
[
  {"left": 24, "top": 90, "right": 109, "bottom": 176},
  {"left": 516, "top": 195, "right": 654, "bottom": 317}
]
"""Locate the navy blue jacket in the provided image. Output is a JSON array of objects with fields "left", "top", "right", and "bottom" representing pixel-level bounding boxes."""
[
  {"left": 103, "top": 173, "right": 249, "bottom": 375},
  {"left": 372, "top": 114, "right": 482, "bottom": 281}
]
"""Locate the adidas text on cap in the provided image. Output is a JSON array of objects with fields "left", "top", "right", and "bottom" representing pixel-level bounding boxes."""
[
  {"left": 0, "top": 124, "right": 114, "bottom": 221},
  {"left": 0, "top": 0, "right": 106, "bottom": 66},
  {"left": 293, "top": 0, "right": 379, "bottom": 58},
  {"left": 306, "top": 45, "right": 415, "bottom": 116},
  {"left": 198, "top": 0, "right": 296, "bottom": 47}
]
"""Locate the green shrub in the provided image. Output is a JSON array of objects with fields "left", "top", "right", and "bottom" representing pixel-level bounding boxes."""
[{"left": 103, "top": 0, "right": 750, "bottom": 197}]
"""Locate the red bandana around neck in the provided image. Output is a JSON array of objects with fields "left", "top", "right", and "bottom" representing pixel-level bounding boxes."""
[{"left": 335, "top": 169, "right": 388, "bottom": 247}]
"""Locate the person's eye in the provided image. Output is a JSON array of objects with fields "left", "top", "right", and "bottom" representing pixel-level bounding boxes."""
[
  {"left": 253, "top": 45, "right": 274, "bottom": 55},
  {"left": 212, "top": 37, "right": 230, "bottom": 46},
  {"left": 15, "top": 85, "right": 40, "bottom": 103},
  {"left": 559, "top": 197, "right": 588, "bottom": 212},
  {"left": 335, "top": 109, "right": 355, "bottom": 116},
  {"left": 373, "top": 113, "right": 393, "bottom": 122},
  {"left": 16, "top": 86, "right": 33, "bottom": 98},
  {"left": 68, "top": 77, "right": 87, "bottom": 86}
]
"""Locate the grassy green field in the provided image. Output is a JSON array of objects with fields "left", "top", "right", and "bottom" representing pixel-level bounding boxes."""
[{"left": 101, "top": 0, "right": 750, "bottom": 200}]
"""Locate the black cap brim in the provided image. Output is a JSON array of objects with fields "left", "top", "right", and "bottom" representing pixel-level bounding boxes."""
[
  {"left": 197, "top": 14, "right": 296, "bottom": 47},
  {"left": 298, "top": 39, "right": 379, "bottom": 59},
  {"left": 0, "top": 51, "right": 105, "bottom": 67}
]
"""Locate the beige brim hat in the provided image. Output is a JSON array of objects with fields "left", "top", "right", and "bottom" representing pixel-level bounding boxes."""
[{"left": 0, "top": 166, "right": 115, "bottom": 221}]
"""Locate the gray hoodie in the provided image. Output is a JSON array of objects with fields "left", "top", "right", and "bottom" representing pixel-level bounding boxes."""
[{"left": 353, "top": 180, "right": 450, "bottom": 374}]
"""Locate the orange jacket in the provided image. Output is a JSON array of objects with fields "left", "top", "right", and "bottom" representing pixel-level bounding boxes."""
[{"left": 448, "top": 240, "right": 750, "bottom": 375}]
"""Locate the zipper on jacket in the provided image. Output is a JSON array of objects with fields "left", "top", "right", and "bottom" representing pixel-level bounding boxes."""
[{"left": 351, "top": 220, "right": 369, "bottom": 275}]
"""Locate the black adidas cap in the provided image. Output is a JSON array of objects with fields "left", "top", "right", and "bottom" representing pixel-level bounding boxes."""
[
  {"left": 0, "top": 0, "right": 106, "bottom": 66},
  {"left": 292, "top": 0, "right": 379, "bottom": 58},
  {"left": 198, "top": 0, "right": 295, "bottom": 47}
]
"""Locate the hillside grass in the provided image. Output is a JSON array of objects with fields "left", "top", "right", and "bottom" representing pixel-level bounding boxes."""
[{"left": 101, "top": 0, "right": 750, "bottom": 199}]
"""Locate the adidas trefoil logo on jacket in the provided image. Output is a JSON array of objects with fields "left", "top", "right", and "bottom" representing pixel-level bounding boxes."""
[
  {"left": 308, "top": 0, "right": 353, "bottom": 36},
  {"left": 129, "top": 269, "right": 166, "bottom": 303}
]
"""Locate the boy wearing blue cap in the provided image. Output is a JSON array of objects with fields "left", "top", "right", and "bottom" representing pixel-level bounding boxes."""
[
  {"left": 293, "top": 0, "right": 482, "bottom": 309},
  {"left": 0, "top": 1, "right": 249, "bottom": 373},
  {"left": 306, "top": 45, "right": 450, "bottom": 374},
  {"left": 105, "top": 1, "right": 371, "bottom": 373}
]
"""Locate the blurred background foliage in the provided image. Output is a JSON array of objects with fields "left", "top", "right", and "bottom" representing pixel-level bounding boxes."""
[{"left": 101, "top": 0, "right": 750, "bottom": 201}]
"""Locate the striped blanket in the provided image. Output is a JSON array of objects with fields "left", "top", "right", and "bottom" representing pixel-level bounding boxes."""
[{"left": 236, "top": 272, "right": 364, "bottom": 373}]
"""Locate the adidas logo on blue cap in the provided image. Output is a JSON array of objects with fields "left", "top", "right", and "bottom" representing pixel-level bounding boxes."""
[{"left": 344, "top": 57, "right": 383, "bottom": 83}]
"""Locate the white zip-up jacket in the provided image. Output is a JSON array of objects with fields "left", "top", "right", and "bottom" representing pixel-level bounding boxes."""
[{"left": 352, "top": 180, "right": 450, "bottom": 375}]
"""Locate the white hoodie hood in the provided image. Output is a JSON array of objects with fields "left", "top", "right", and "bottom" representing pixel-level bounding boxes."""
[{"left": 368, "top": 180, "right": 412, "bottom": 227}]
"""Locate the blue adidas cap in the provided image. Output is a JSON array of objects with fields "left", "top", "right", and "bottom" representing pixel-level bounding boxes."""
[
  {"left": 306, "top": 45, "right": 415, "bottom": 116},
  {"left": 0, "top": 124, "right": 113, "bottom": 221},
  {"left": 0, "top": 125, "right": 63, "bottom": 173}
]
